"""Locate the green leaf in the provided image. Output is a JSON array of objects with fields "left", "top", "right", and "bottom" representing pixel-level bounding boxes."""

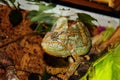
[
  {"left": 35, "top": 21, "right": 53, "bottom": 32},
  {"left": 9, "top": 0, "right": 15, "bottom": 3},
  {"left": 77, "top": 13, "right": 97, "bottom": 26},
  {"left": 26, "top": 10, "right": 39, "bottom": 19},
  {"left": 112, "top": 43, "right": 120, "bottom": 65},
  {"left": 31, "top": 13, "right": 53, "bottom": 21},
  {"left": 77, "top": 13, "right": 97, "bottom": 21},
  {"left": 31, "top": 13, "right": 56, "bottom": 24},
  {"left": 35, "top": 24, "right": 43, "bottom": 32},
  {"left": 101, "top": 27, "right": 115, "bottom": 41},
  {"left": 91, "top": 54, "right": 113, "bottom": 80},
  {"left": 26, "top": 2, "right": 56, "bottom": 32},
  {"left": 39, "top": 3, "right": 56, "bottom": 12},
  {"left": 38, "top": 16, "right": 56, "bottom": 25},
  {"left": 27, "top": 2, "right": 56, "bottom": 23},
  {"left": 112, "top": 44, "right": 120, "bottom": 80},
  {"left": 112, "top": 63, "right": 120, "bottom": 80},
  {"left": 88, "top": 43, "right": 120, "bottom": 80}
]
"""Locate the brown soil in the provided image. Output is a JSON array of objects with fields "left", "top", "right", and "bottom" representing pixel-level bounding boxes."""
[{"left": 0, "top": 5, "right": 45, "bottom": 80}]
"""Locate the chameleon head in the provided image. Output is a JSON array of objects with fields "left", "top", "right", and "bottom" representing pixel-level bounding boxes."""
[{"left": 41, "top": 17, "right": 91, "bottom": 57}]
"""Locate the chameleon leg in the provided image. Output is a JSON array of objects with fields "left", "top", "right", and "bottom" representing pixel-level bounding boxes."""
[{"left": 62, "top": 54, "right": 80, "bottom": 80}]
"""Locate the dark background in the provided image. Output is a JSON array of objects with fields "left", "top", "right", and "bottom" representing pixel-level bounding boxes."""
[{"left": 44, "top": 0, "right": 120, "bottom": 18}]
